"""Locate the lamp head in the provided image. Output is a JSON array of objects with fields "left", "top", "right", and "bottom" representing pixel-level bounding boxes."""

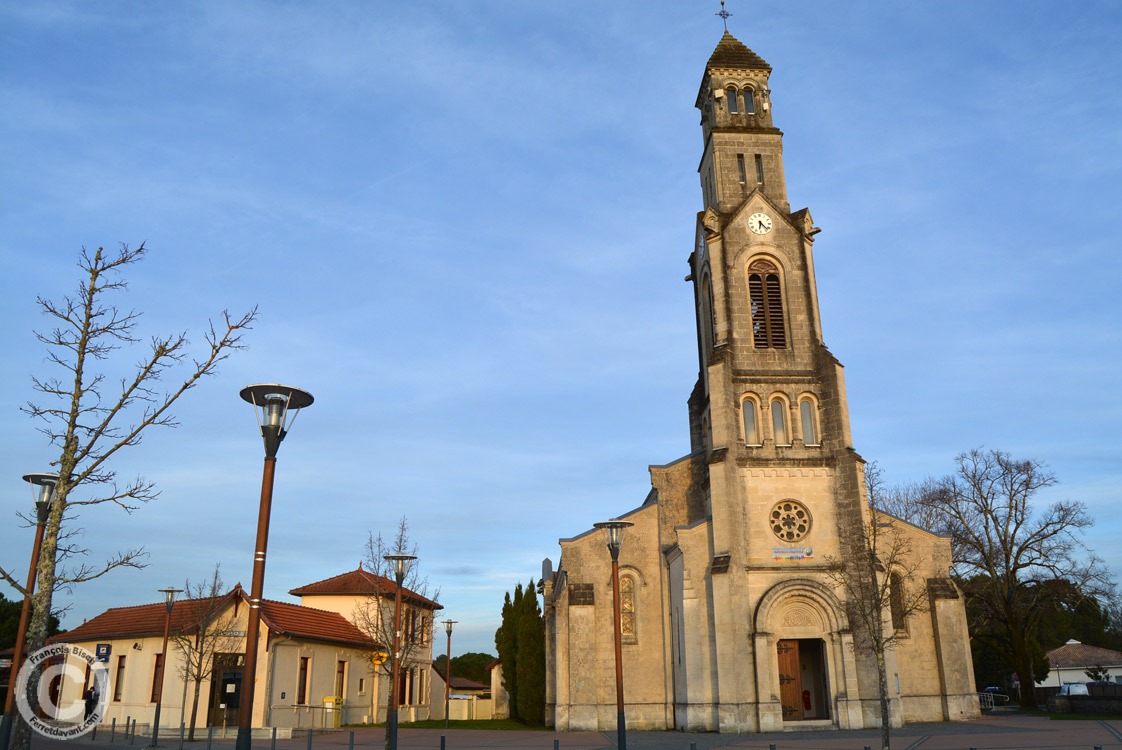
[
  {"left": 240, "top": 384, "right": 314, "bottom": 458},
  {"left": 383, "top": 554, "right": 416, "bottom": 585},
  {"left": 158, "top": 587, "right": 184, "bottom": 613},
  {"left": 23, "top": 472, "right": 59, "bottom": 523},
  {"left": 593, "top": 519, "right": 634, "bottom": 561},
  {"left": 443, "top": 619, "right": 457, "bottom": 636}
]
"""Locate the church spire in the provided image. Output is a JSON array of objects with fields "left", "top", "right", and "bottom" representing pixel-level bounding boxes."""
[{"left": 707, "top": 31, "right": 772, "bottom": 72}]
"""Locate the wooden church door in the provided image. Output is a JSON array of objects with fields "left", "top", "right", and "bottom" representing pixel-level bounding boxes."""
[{"left": 777, "top": 639, "right": 804, "bottom": 720}]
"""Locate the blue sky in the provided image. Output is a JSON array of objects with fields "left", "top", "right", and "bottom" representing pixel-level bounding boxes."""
[{"left": 1, "top": 1, "right": 1120, "bottom": 657}]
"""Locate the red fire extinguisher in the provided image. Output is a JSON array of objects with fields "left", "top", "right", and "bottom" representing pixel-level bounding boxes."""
[{"left": 802, "top": 689, "right": 812, "bottom": 711}]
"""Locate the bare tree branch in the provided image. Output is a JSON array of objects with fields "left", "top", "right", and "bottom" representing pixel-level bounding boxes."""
[
  {"left": 0, "top": 565, "right": 29, "bottom": 597},
  {"left": 9, "top": 243, "right": 256, "bottom": 750}
]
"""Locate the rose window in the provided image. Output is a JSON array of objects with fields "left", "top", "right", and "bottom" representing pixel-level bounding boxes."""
[{"left": 770, "top": 500, "right": 812, "bottom": 542}]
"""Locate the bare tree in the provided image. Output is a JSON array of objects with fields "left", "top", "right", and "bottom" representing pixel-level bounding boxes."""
[
  {"left": 0, "top": 244, "right": 254, "bottom": 750},
  {"left": 826, "top": 503, "right": 929, "bottom": 750},
  {"left": 172, "top": 566, "right": 242, "bottom": 741},
  {"left": 351, "top": 518, "right": 438, "bottom": 750},
  {"left": 864, "top": 461, "right": 945, "bottom": 534},
  {"left": 922, "top": 448, "right": 1111, "bottom": 709}
]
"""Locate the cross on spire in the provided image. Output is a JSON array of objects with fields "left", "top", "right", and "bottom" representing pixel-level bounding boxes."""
[{"left": 716, "top": 0, "right": 732, "bottom": 31}]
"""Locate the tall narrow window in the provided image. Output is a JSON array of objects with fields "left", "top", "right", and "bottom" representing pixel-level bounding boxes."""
[
  {"left": 748, "top": 259, "right": 787, "bottom": 348},
  {"left": 737, "top": 154, "right": 747, "bottom": 183},
  {"left": 620, "top": 575, "right": 636, "bottom": 638},
  {"left": 335, "top": 660, "right": 346, "bottom": 698},
  {"left": 150, "top": 653, "right": 163, "bottom": 702},
  {"left": 771, "top": 399, "right": 789, "bottom": 445},
  {"left": 726, "top": 86, "right": 739, "bottom": 113},
  {"left": 800, "top": 399, "right": 819, "bottom": 446},
  {"left": 706, "top": 279, "right": 716, "bottom": 344},
  {"left": 754, "top": 154, "right": 765, "bottom": 184},
  {"left": 113, "top": 656, "right": 126, "bottom": 702},
  {"left": 297, "top": 657, "right": 309, "bottom": 704},
  {"left": 890, "top": 573, "right": 906, "bottom": 631},
  {"left": 743, "top": 399, "right": 760, "bottom": 445},
  {"left": 744, "top": 88, "right": 756, "bottom": 114}
]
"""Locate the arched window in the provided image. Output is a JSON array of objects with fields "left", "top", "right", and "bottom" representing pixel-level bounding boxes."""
[
  {"left": 748, "top": 259, "right": 787, "bottom": 349},
  {"left": 799, "top": 398, "right": 819, "bottom": 446},
  {"left": 890, "top": 573, "right": 906, "bottom": 632},
  {"left": 620, "top": 575, "right": 636, "bottom": 638},
  {"left": 706, "top": 277, "right": 717, "bottom": 344},
  {"left": 743, "top": 87, "right": 756, "bottom": 114},
  {"left": 742, "top": 397, "right": 761, "bottom": 446},
  {"left": 771, "top": 398, "right": 789, "bottom": 446},
  {"left": 726, "top": 86, "right": 739, "bottom": 114}
]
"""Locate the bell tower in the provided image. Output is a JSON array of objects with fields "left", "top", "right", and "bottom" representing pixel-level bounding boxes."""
[
  {"left": 696, "top": 32, "right": 789, "bottom": 215},
  {"left": 686, "top": 30, "right": 866, "bottom": 570}
]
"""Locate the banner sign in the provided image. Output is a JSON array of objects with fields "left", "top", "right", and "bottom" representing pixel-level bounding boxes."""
[{"left": 773, "top": 547, "right": 813, "bottom": 561}]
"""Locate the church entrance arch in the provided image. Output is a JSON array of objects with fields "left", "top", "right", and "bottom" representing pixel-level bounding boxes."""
[{"left": 756, "top": 580, "right": 848, "bottom": 725}]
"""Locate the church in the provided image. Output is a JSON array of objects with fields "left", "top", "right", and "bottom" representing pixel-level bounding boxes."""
[{"left": 541, "top": 32, "right": 979, "bottom": 733}]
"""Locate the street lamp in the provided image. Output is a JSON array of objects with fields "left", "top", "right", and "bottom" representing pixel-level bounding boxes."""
[
  {"left": 149, "top": 587, "right": 182, "bottom": 747},
  {"left": 0, "top": 473, "right": 57, "bottom": 750},
  {"left": 235, "top": 384, "right": 313, "bottom": 750},
  {"left": 593, "top": 519, "right": 633, "bottom": 750},
  {"left": 441, "top": 620, "right": 456, "bottom": 728},
  {"left": 383, "top": 554, "right": 415, "bottom": 750}
]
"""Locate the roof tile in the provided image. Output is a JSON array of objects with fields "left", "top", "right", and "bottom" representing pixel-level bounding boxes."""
[
  {"left": 707, "top": 31, "right": 771, "bottom": 72},
  {"left": 289, "top": 567, "right": 441, "bottom": 610},
  {"left": 1047, "top": 640, "right": 1122, "bottom": 669}
]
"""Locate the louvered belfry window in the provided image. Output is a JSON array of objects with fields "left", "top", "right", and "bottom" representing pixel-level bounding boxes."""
[{"left": 748, "top": 259, "right": 787, "bottom": 348}]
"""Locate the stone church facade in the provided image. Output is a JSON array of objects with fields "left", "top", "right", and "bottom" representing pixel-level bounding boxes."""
[{"left": 542, "top": 32, "right": 979, "bottom": 733}]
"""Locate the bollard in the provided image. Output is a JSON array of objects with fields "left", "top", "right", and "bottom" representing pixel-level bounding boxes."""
[
  {"left": 129, "top": 718, "right": 136, "bottom": 744},
  {"left": 348, "top": 730, "right": 354, "bottom": 750},
  {"left": 306, "top": 726, "right": 313, "bottom": 750},
  {"left": 179, "top": 724, "right": 185, "bottom": 750},
  {"left": 440, "top": 736, "right": 445, "bottom": 750},
  {"left": 769, "top": 744, "right": 776, "bottom": 750},
  {"left": 272, "top": 727, "right": 278, "bottom": 750},
  {"left": 554, "top": 740, "right": 559, "bottom": 750},
  {"left": 206, "top": 724, "right": 213, "bottom": 750},
  {"left": 111, "top": 717, "right": 117, "bottom": 743},
  {"left": 691, "top": 743, "right": 697, "bottom": 750},
  {"left": 92, "top": 724, "right": 98, "bottom": 741}
]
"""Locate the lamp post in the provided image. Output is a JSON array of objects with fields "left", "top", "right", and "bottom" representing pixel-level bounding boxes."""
[
  {"left": 149, "top": 587, "right": 182, "bottom": 747},
  {"left": 593, "top": 519, "right": 633, "bottom": 750},
  {"left": 0, "top": 473, "right": 57, "bottom": 750},
  {"left": 235, "top": 384, "right": 313, "bottom": 750},
  {"left": 383, "top": 554, "right": 415, "bottom": 750},
  {"left": 441, "top": 620, "right": 456, "bottom": 728}
]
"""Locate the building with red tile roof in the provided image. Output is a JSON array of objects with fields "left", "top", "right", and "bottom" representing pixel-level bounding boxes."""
[{"left": 44, "top": 569, "right": 438, "bottom": 737}]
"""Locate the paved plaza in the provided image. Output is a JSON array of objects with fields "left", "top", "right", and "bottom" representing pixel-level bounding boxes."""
[{"left": 23, "top": 715, "right": 1122, "bottom": 750}]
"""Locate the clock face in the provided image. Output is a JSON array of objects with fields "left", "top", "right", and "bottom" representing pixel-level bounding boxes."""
[{"left": 749, "top": 212, "right": 772, "bottom": 235}]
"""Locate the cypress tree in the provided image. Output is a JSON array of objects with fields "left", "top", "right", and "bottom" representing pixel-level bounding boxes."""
[
  {"left": 515, "top": 579, "right": 546, "bottom": 725},
  {"left": 494, "top": 585, "right": 522, "bottom": 720}
]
